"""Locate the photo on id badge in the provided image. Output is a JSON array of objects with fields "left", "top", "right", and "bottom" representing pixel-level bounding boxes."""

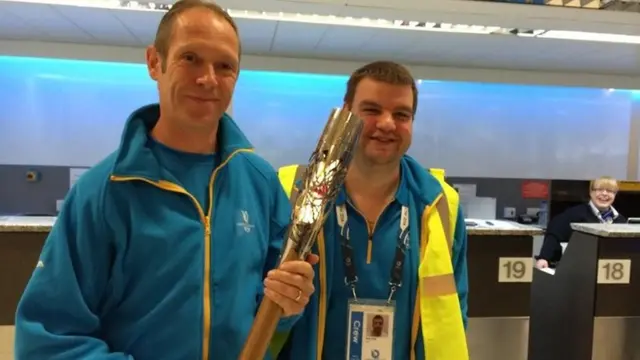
[{"left": 347, "top": 300, "right": 395, "bottom": 360}]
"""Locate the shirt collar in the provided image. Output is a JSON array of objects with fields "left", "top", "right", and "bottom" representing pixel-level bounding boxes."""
[{"left": 588, "top": 200, "right": 619, "bottom": 222}]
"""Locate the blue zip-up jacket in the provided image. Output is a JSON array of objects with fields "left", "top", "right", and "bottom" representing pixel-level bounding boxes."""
[
  {"left": 278, "top": 155, "right": 468, "bottom": 360},
  {"left": 14, "top": 104, "right": 297, "bottom": 360}
]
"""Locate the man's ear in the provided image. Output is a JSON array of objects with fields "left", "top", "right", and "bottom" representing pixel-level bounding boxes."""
[{"left": 146, "top": 45, "right": 161, "bottom": 81}]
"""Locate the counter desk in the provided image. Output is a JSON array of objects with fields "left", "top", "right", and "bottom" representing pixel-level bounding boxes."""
[
  {"left": 465, "top": 220, "right": 544, "bottom": 360},
  {"left": 1, "top": 216, "right": 543, "bottom": 360},
  {"left": 528, "top": 223, "right": 640, "bottom": 360},
  {"left": 0, "top": 216, "right": 53, "bottom": 326}
]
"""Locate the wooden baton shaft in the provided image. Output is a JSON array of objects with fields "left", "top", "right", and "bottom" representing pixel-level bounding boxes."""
[{"left": 238, "top": 247, "right": 301, "bottom": 360}]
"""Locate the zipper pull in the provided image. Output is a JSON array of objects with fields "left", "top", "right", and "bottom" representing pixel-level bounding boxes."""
[{"left": 205, "top": 216, "right": 211, "bottom": 236}]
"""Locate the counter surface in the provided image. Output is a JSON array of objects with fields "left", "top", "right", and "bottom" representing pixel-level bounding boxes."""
[
  {"left": 571, "top": 223, "right": 640, "bottom": 238},
  {"left": 0, "top": 216, "right": 544, "bottom": 236},
  {"left": 466, "top": 219, "right": 543, "bottom": 236},
  {"left": 0, "top": 216, "right": 55, "bottom": 233}
]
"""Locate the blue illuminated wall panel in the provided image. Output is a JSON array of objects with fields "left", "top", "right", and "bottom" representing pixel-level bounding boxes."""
[
  {"left": 233, "top": 71, "right": 347, "bottom": 166},
  {"left": 0, "top": 55, "right": 634, "bottom": 180},
  {"left": 410, "top": 81, "right": 631, "bottom": 179},
  {"left": 0, "top": 56, "right": 157, "bottom": 167},
  {"left": 235, "top": 72, "right": 633, "bottom": 180}
]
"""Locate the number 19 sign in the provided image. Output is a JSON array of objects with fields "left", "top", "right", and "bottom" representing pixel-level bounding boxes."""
[{"left": 498, "top": 257, "right": 534, "bottom": 283}]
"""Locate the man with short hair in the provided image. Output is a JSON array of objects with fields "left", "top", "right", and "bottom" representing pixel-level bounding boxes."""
[
  {"left": 14, "top": 1, "right": 316, "bottom": 359},
  {"left": 275, "top": 61, "right": 469, "bottom": 360},
  {"left": 370, "top": 315, "right": 385, "bottom": 337}
]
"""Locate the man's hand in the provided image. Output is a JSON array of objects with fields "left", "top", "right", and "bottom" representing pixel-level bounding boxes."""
[{"left": 263, "top": 254, "right": 319, "bottom": 317}]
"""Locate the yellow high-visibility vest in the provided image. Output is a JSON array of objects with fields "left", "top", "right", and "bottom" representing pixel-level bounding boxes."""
[{"left": 277, "top": 164, "right": 468, "bottom": 360}]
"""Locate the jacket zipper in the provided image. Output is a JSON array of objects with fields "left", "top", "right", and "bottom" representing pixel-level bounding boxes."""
[{"left": 109, "top": 145, "right": 251, "bottom": 360}]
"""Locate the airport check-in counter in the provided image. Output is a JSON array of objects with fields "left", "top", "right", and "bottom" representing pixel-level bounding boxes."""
[
  {"left": 465, "top": 219, "right": 544, "bottom": 360},
  {"left": 2, "top": 215, "right": 545, "bottom": 360},
  {"left": 0, "top": 216, "right": 53, "bottom": 327},
  {"left": 528, "top": 223, "right": 640, "bottom": 360}
]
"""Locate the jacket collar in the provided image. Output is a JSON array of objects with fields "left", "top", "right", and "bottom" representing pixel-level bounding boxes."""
[
  {"left": 111, "top": 103, "right": 253, "bottom": 180},
  {"left": 335, "top": 163, "right": 410, "bottom": 207},
  {"left": 334, "top": 155, "right": 442, "bottom": 208}
]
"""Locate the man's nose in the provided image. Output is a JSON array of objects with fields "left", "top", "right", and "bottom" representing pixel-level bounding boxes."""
[
  {"left": 196, "top": 64, "right": 219, "bottom": 88},
  {"left": 376, "top": 113, "right": 395, "bottom": 131}
]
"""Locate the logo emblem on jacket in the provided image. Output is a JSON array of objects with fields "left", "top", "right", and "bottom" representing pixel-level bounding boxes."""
[{"left": 237, "top": 210, "right": 255, "bottom": 233}]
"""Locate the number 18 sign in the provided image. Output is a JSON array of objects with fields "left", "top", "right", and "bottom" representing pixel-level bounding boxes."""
[
  {"left": 597, "top": 259, "right": 632, "bottom": 284},
  {"left": 498, "top": 257, "right": 534, "bottom": 283}
]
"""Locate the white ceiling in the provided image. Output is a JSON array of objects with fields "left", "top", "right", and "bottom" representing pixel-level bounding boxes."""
[
  {"left": 225, "top": 0, "right": 640, "bottom": 35},
  {"left": 0, "top": 0, "right": 639, "bottom": 76}
]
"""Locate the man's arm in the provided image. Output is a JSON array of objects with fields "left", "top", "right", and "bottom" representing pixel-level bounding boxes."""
[
  {"left": 452, "top": 206, "right": 469, "bottom": 330},
  {"left": 14, "top": 183, "right": 131, "bottom": 360},
  {"left": 537, "top": 213, "right": 570, "bottom": 263}
]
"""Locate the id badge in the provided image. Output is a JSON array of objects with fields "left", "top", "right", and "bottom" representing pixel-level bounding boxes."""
[{"left": 346, "top": 299, "right": 395, "bottom": 360}]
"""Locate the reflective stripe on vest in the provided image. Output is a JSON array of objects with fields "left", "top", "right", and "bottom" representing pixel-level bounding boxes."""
[
  {"left": 277, "top": 164, "right": 307, "bottom": 206},
  {"left": 414, "top": 176, "right": 469, "bottom": 360},
  {"left": 277, "top": 164, "right": 467, "bottom": 360},
  {"left": 277, "top": 164, "right": 298, "bottom": 199}
]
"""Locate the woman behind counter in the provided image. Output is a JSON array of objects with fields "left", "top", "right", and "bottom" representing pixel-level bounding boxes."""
[{"left": 536, "top": 176, "right": 627, "bottom": 269}]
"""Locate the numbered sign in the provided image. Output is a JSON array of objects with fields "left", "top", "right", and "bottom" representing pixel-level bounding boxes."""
[
  {"left": 597, "top": 259, "right": 632, "bottom": 284},
  {"left": 498, "top": 257, "right": 533, "bottom": 283}
]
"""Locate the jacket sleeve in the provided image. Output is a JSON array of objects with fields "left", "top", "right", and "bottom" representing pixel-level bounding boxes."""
[
  {"left": 537, "top": 211, "right": 571, "bottom": 263},
  {"left": 265, "top": 172, "right": 301, "bottom": 333},
  {"left": 452, "top": 206, "right": 469, "bottom": 330},
  {"left": 14, "top": 183, "right": 132, "bottom": 359}
]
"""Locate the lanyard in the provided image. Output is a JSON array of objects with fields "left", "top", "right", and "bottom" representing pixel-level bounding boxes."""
[{"left": 336, "top": 204, "right": 410, "bottom": 304}]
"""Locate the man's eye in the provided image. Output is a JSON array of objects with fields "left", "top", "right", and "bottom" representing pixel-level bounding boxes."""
[
  {"left": 395, "top": 113, "right": 411, "bottom": 121},
  {"left": 217, "top": 63, "right": 234, "bottom": 71}
]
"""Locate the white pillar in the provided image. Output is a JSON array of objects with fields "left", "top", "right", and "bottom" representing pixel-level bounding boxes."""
[{"left": 628, "top": 100, "right": 640, "bottom": 180}]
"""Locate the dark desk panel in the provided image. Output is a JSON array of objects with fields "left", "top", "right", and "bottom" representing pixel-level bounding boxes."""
[
  {"left": 528, "top": 224, "right": 640, "bottom": 360},
  {"left": 467, "top": 233, "right": 535, "bottom": 317},
  {"left": 595, "top": 236, "right": 640, "bottom": 317},
  {"left": 0, "top": 232, "right": 47, "bottom": 325},
  {"left": 466, "top": 229, "right": 540, "bottom": 360}
]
